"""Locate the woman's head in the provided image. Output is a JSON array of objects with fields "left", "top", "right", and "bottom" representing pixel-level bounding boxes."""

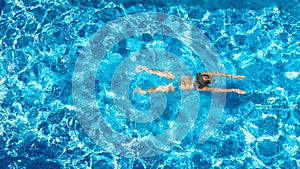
[
  {"left": 196, "top": 74, "right": 215, "bottom": 87},
  {"left": 202, "top": 74, "right": 215, "bottom": 84}
]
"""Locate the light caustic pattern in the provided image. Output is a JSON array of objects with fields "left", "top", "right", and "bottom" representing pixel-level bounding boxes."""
[{"left": 72, "top": 12, "right": 226, "bottom": 158}]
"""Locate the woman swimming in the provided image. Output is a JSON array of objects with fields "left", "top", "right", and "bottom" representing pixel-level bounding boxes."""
[{"left": 135, "top": 65, "right": 246, "bottom": 94}]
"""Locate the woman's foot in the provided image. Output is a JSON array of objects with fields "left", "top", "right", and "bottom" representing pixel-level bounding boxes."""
[
  {"left": 135, "top": 88, "right": 147, "bottom": 94},
  {"left": 135, "top": 65, "right": 149, "bottom": 73}
]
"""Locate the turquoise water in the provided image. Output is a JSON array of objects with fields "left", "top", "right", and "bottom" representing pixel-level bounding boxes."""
[{"left": 1, "top": 0, "right": 300, "bottom": 168}]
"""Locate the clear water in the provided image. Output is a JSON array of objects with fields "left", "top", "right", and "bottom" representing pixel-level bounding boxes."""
[{"left": 1, "top": 0, "right": 300, "bottom": 168}]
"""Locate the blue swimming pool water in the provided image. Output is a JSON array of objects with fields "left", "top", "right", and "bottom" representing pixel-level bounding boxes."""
[{"left": 1, "top": 0, "right": 300, "bottom": 168}]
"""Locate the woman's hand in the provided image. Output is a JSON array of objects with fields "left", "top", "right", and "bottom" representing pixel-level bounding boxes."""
[
  {"left": 233, "top": 75, "right": 246, "bottom": 80},
  {"left": 232, "top": 89, "right": 246, "bottom": 94}
]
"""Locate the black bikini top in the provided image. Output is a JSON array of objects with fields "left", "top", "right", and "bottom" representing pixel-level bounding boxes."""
[{"left": 196, "top": 73, "right": 211, "bottom": 89}]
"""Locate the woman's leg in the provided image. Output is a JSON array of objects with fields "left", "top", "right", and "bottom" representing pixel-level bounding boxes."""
[
  {"left": 135, "top": 83, "right": 175, "bottom": 94},
  {"left": 135, "top": 65, "right": 176, "bottom": 80}
]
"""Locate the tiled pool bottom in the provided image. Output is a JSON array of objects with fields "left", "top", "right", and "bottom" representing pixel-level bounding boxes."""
[{"left": 1, "top": 0, "right": 300, "bottom": 168}]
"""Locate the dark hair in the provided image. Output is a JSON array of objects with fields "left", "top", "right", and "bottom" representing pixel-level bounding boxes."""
[{"left": 196, "top": 73, "right": 214, "bottom": 88}]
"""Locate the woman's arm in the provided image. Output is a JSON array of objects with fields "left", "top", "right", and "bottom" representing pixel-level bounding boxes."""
[
  {"left": 202, "top": 72, "right": 246, "bottom": 80},
  {"left": 197, "top": 86, "right": 246, "bottom": 94}
]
